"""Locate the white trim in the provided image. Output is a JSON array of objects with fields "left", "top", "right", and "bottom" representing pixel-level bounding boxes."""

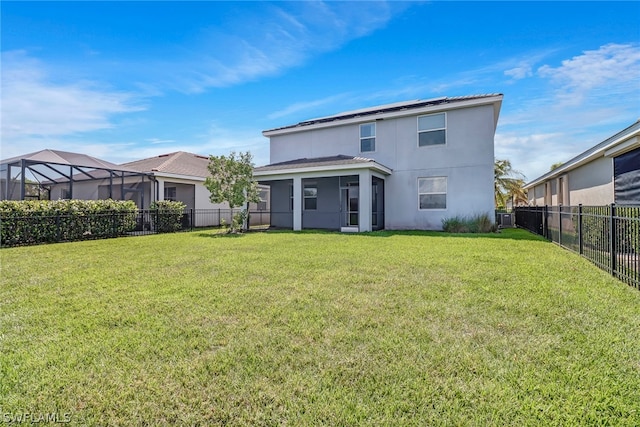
[
  {"left": 417, "top": 176, "right": 447, "bottom": 210},
  {"left": 417, "top": 112, "right": 447, "bottom": 148},
  {"left": 303, "top": 180, "right": 318, "bottom": 211},
  {"left": 359, "top": 122, "right": 376, "bottom": 153},
  {"left": 150, "top": 172, "right": 206, "bottom": 182},
  {"left": 358, "top": 169, "right": 372, "bottom": 232},
  {"left": 604, "top": 136, "right": 639, "bottom": 157},
  {"left": 254, "top": 161, "right": 392, "bottom": 178},
  {"left": 293, "top": 177, "right": 302, "bottom": 231},
  {"left": 524, "top": 125, "right": 640, "bottom": 189}
]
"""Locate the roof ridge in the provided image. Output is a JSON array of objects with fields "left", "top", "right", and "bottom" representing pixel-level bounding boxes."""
[
  {"left": 264, "top": 94, "right": 503, "bottom": 134},
  {"left": 154, "top": 152, "right": 182, "bottom": 172}
]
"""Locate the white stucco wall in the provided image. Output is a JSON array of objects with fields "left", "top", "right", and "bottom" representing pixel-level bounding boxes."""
[{"left": 267, "top": 103, "right": 497, "bottom": 230}]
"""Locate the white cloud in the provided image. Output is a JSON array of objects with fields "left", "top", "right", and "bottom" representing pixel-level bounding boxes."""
[
  {"left": 494, "top": 132, "right": 570, "bottom": 180},
  {"left": 146, "top": 138, "right": 175, "bottom": 145},
  {"left": 1, "top": 51, "right": 144, "bottom": 144},
  {"left": 537, "top": 43, "right": 640, "bottom": 105},
  {"left": 267, "top": 93, "right": 352, "bottom": 120},
  {"left": 163, "top": 2, "right": 402, "bottom": 93},
  {"left": 504, "top": 64, "right": 532, "bottom": 80}
]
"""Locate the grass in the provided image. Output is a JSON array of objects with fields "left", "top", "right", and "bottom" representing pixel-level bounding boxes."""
[{"left": 1, "top": 228, "right": 639, "bottom": 425}]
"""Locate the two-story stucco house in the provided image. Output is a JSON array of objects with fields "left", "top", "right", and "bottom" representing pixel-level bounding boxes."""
[{"left": 254, "top": 94, "right": 503, "bottom": 231}]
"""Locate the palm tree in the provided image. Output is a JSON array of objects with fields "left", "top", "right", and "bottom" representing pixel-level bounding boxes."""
[{"left": 495, "top": 159, "right": 526, "bottom": 209}]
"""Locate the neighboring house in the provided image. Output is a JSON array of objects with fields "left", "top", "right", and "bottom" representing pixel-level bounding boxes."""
[
  {"left": 254, "top": 94, "right": 503, "bottom": 231},
  {"left": 525, "top": 120, "right": 640, "bottom": 206},
  {"left": 120, "top": 151, "right": 225, "bottom": 211},
  {"left": 2, "top": 150, "right": 270, "bottom": 226},
  {"left": 121, "top": 151, "right": 270, "bottom": 219}
]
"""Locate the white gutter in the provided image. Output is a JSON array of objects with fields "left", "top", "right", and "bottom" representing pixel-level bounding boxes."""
[
  {"left": 524, "top": 125, "right": 640, "bottom": 189},
  {"left": 254, "top": 161, "right": 392, "bottom": 177}
]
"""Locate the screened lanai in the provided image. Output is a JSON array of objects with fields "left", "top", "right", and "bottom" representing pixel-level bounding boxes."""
[{"left": 0, "top": 149, "right": 152, "bottom": 207}]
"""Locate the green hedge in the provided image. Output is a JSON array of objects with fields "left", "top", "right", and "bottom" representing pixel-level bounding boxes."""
[
  {"left": 0, "top": 199, "right": 138, "bottom": 247},
  {"left": 579, "top": 206, "right": 640, "bottom": 254},
  {"left": 150, "top": 200, "right": 186, "bottom": 233}
]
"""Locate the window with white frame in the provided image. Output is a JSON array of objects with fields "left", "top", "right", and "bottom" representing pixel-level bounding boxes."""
[
  {"left": 164, "top": 186, "right": 177, "bottom": 201},
  {"left": 257, "top": 189, "right": 268, "bottom": 211},
  {"left": 303, "top": 182, "right": 317, "bottom": 210},
  {"left": 418, "top": 113, "right": 446, "bottom": 147},
  {"left": 418, "top": 177, "right": 447, "bottom": 209},
  {"left": 360, "top": 123, "right": 376, "bottom": 152}
]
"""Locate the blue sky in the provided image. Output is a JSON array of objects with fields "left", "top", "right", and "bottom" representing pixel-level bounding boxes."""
[{"left": 2, "top": 1, "right": 639, "bottom": 181}]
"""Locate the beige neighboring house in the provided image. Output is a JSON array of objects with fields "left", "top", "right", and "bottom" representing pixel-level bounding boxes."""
[
  {"left": 121, "top": 151, "right": 226, "bottom": 211},
  {"left": 122, "top": 151, "right": 269, "bottom": 216},
  {"left": 525, "top": 120, "right": 640, "bottom": 206}
]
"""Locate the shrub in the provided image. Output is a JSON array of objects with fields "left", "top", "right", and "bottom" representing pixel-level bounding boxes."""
[
  {"left": 0, "top": 199, "right": 138, "bottom": 246},
  {"left": 442, "top": 216, "right": 470, "bottom": 233},
  {"left": 150, "top": 200, "right": 186, "bottom": 233},
  {"left": 470, "top": 213, "right": 497, "bottom": 233},
  {"left": 442, "top": 213, "right": 496, "bottom": 233}
]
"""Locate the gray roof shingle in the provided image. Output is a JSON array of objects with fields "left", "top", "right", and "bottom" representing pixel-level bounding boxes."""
[{"left": 123, "top": 151, "right": 211, "bottom": 178}]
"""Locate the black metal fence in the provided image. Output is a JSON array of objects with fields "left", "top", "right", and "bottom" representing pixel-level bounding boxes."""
[
  {"left": 515, "top": 205, "right": 640, "bottom": 290},
  {"left": 0, "top": 209, "right": 272, "bottom": 247}
]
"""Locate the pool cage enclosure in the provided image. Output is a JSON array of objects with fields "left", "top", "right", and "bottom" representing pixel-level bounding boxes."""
[{"left": 0, "top": 149, "right": 151, "bottom": 205}]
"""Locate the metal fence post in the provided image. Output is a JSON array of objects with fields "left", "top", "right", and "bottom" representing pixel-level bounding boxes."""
[
  {"left": 578, "top": 204, "right": 583, "bottom": 255},
  {"left": 543, "top": 205, "right": 549, "bottom": 240},
  {"left": 558, "top": 204, "right": 563, "bottom": 246},
  {"left": 610, "top": 203, "right": 617, "bottom": 276},
  {"left": 56, "top": 213, "right": 61, "bottom": 242},
  {"left": 191, "top": 209, "right": 194, "bottom": 231}
]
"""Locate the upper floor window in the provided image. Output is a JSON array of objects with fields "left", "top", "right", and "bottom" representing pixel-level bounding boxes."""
[
  {"left": 418, "top": 113, "right": 446, "bottom": 147},
  {"left": 303, "top": 182, "right": 317, "bottom": 210},
  {"left": 418, "top": 177, "right": 447, "bottom": 209},
  {"left": 360, "top": 123, "right": 376, "bottom": 152}
]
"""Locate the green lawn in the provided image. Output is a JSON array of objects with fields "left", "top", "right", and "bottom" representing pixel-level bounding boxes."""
[{"left": 1, "top": 229, "right": 639, "bottom": 425}]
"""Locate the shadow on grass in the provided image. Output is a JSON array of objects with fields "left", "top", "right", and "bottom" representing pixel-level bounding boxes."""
[
  {"left": 196, "top": 231, "right": 246, "bottom": 239},
  {"left": 367, "top": 228, "right": 547, "bottom": 241},
  {"left": 215, "top": 227, "right": 548, "bottom": 242}
]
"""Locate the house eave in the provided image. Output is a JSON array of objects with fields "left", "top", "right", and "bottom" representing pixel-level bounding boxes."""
[
  {"left": 150, "top": 172, "right": 207, "bottom": 182},
  {"left": 524, "top": 124, "right": 640, "bottom": 190},
  {"left": 254, "top": 161, "right": 392, "bottom": 178},
  {"left": 263, "top": 95, "right": 503, "bottom": 137}
]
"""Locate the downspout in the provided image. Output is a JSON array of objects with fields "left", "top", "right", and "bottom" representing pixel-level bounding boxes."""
[{"left": 149, "top": 175, "right": 159, "bottom": 205}]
